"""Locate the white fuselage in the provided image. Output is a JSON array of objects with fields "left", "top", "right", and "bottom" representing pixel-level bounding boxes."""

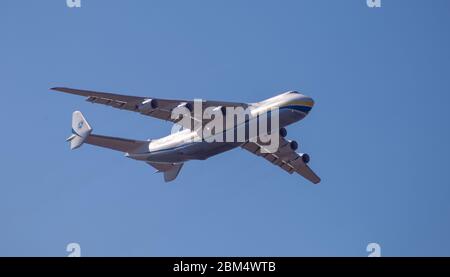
[{"left": 127, "top": 91, "right": 314, "bottom": 163}]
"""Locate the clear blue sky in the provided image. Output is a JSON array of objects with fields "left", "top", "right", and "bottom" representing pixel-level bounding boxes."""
[{"left": 1, "top": 0, "right": 450, "bottom": 257}]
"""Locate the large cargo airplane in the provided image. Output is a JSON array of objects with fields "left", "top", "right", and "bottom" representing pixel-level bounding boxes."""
[{"left": 52, "top": 87, "right": 321, "bottom": 184}]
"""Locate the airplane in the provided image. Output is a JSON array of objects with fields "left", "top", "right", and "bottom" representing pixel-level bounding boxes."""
[{"left": 52, "top": 87, "right": 321, "bottom": 184}]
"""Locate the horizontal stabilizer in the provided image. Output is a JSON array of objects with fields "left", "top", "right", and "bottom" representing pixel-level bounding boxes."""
[{"left": 86, "top": 134, "right": 148, "bottom": 153}]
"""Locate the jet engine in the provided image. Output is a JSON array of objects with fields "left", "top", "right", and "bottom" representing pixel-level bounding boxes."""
[
  {"left": 289, "top": 140, "right": 298, "bottom": 151},
  {"left": 299, "top": 153, "right": 310, "bottom": 164},
  {"left": 177, "top": 102, "right": 193, "bottom": 112},
  {"left": 212, "top": 106, "right": 227, "bottom": 116},
  {"left": 138, "top": 99, "right": 158, "bottom": 113},
  {"left": 277, "top": 140, "right": 299, "bottom": 159}
]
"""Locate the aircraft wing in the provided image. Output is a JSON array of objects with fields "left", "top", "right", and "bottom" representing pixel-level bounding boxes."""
[
  {"left": 241, "top": 137, "right": 321, "bottom": 184},
  {"left": 52, "top": 87, "right": 248, "bottom": 130}
]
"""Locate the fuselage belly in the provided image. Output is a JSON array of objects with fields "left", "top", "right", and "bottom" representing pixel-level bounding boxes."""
[{"left": 142, "top": 108, "right": 306, "bottom": 163}]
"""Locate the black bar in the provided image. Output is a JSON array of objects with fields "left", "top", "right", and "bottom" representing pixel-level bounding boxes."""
[{"left": 0, "top": 258, "right": 450, "bottom": 275}]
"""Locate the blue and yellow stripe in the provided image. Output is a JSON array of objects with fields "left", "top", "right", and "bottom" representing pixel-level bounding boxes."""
[{"left": 280, "top": 99, "right": 314, "bottom": 114}]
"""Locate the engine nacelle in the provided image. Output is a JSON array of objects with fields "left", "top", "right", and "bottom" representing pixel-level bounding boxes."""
[
  {"left": 177, "top": 102, "right": 193, "bottom": 112},
  {"left": 279, "top": 128, "right": 288, "bottom": 138},
  {"left": 277, "top": 140, "right": 298, "bottom": 159},
  {"left": 138, "top": 99, "right": 158, "bottom": 113},
  {"left": 300, "top": 153, "right": 310, "bottom": 164},
  {"left": 212, "top": 106, "right": 227, "bottom": 116},
  {"left": 290, "top": 140, "right": 298, "bottom": 151}
]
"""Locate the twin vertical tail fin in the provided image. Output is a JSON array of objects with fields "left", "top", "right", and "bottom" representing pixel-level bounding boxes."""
[{"left": 67, "top": 111, "right": 92, "bottom": 150}]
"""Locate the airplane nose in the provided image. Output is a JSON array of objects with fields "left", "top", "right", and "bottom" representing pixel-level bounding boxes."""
[
  {"left": 305, "top": 96, "right": 314, "bottom": 107},
  {"left": 287, "top": 92, "right": 315, "bottom": 114},
  {"left": 300, "top": 95, "right": 315, "bottom": 109}
]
